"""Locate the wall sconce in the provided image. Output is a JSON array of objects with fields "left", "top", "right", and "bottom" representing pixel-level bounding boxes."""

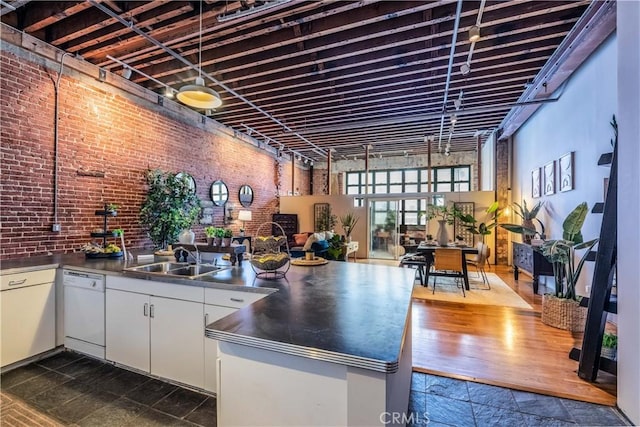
[{"left": 225, "top": 203, "right": 235, "bottom": 225}]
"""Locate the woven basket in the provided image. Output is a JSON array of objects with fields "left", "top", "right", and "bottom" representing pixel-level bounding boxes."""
[{"left": 541, "top": 294, "right": 587, "bottom": 332}]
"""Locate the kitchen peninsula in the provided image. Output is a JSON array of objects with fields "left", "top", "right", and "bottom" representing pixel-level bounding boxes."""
[{"left": 1, "top": 254, "right": 415, "bottom": 427}]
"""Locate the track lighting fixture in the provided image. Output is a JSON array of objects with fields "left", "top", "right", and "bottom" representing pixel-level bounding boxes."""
[
  {"left": 460, "top": 62, "right": 471, "bottom": 76},
  {"left": 122, "top": 67, "right": 132, "bottom": 80},
  {"left": 469, "top": 25, "right": 481, "bottom": 42},
  {"left": 450, "top": 114, "right": 457, "bottom": 125}
]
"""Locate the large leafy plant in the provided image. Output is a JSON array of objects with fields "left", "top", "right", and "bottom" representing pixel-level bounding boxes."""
[
  {"left": 457, "top": 202, "right": 500, "bottom": 243},
  {"left": 140, "top": 169, "right": 202, "bottom": 249},
  {"left": 425, "top": 204, "right": 462, "bottom": 225},
  {"left": 538, "top": 202, "right": 598, "bottom": 300},
  {"left": 500, "top": 200, "right": 545, "bottom": 241}
]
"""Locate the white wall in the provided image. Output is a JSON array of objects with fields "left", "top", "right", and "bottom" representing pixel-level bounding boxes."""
[
  {"left": 481, "top": 132, "right": 496, "bottom": 191},
  {"left": 616, "top": 1, "right": 640, "bottom": 423},
  {"left": 512, "top": 34, "right": 617, "bottom": 296}
]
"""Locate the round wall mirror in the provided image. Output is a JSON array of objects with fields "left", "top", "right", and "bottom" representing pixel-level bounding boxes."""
[
  {"left": 210, "top": 180, "right": 229, "bottom": 206},
  {"left": 239, "top": 185, "right": 254, "bottom": 207}
]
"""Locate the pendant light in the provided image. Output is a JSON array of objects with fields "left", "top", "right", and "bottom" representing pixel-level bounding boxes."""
[{"left": 177, "top": 0, "right": 222, "bottom": 109}]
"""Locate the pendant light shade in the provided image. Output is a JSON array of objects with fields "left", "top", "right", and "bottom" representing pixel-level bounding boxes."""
[
  {"left": 177, "top": 0, "right": 222, "bottom": 110},
  {"left": 177, "top": 77, "right": 222, "bottom": 109}
]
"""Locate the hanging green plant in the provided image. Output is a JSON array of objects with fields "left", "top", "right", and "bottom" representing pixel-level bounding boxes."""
[{"left": 140, "top": 169, "right": 202, "bottom": 249}]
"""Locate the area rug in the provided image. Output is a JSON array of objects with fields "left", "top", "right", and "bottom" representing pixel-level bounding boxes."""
[{"left": 412, "top": 272, "right": 532, "bottom": 309}]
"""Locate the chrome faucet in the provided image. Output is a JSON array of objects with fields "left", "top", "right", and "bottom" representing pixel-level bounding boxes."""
[{"left": 174, "top": 246, "right": 200, "bottom": 264}]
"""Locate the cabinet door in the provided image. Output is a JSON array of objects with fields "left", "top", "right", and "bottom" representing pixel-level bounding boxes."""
[
  {"left": 150, "top": 297, "right": 204, "bottom": 388},
  {"left": 204, "top": 304, "right": 237, "bottom": 392},
  {"left": 105, "top": 289, "right": 150, "bottom": 372},
  {"left": 1, "top": 283, "right": 55, "bottom": 367}
]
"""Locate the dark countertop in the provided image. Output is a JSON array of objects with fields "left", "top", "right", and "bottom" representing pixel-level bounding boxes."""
[
  {"left": 206, "top": 261, "right": 415, "bottom": 373},
  {"left": 1, "top": 253, "right": 415, "bottom": 373}
]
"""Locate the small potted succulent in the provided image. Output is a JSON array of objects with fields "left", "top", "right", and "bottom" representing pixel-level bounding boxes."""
[
  {"left": 214, "top": 227, "right": 225, "bottom": 247},
  {"left": 205, "top": 226, "right": 217, "bottom": 246},
  {"left": 222, "top": 228, "right": 233, "bottom": 247}
]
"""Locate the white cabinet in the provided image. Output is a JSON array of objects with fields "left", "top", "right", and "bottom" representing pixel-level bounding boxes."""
[
  {"left": 1, "top": 269, "right": 56, "bottom": 367},
  {"left": 105, "top": 276, "right": 205, "bottom": 389},
  {"left": 105, "top": 289, "right": 150, "bottom": 372},
  {"left": 204, "top": 304, "right": 236, "bottom": 392},
  {"left": 203, "top": 287, "right": 269, "bottom": 393},
  {"left": 150, "top": 296, "right": 204, "bottom": 388}
]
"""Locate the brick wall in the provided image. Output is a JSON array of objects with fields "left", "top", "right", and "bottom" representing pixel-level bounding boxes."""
[
  {"left": 0, "top": 48, "right": 308, "bottom": 259},
  {"left": 495, "top": 137, "right": 510, "bottom": 265}
]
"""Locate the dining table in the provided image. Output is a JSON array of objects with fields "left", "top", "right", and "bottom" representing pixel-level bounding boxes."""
[{"left": 416, "top": 242, "right": 479, "bottom": 290}]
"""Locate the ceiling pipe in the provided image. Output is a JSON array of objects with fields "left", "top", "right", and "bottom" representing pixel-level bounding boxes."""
[
  {"left": 298, "top": 91, "right": 566, "bottom": 135},
  {"left": 52, "top": 52, "right": 72, "bottom": 232},
  {"left": 436, "top": 0, "right": 464, "bottom": 153},
  {"left": 88, "top": 0, "right": 327, "bottom": 157}
]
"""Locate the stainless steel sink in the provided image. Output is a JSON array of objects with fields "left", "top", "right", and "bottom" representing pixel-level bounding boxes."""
[{"left": 124, "top": 262, "right": 227, "bottom": 279}]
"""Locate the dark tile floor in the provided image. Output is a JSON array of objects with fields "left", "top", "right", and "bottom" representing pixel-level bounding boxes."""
[{"left": 1, "top": 351, "right": 632, "bottom": 426}]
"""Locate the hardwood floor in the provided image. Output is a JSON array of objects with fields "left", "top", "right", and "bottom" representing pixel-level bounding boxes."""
[{"left": 409, "top": 264, "right": 617, "bottom": 406}]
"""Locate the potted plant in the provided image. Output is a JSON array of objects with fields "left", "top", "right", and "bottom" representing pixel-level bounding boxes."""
[
  {"left": 425, "top": 204, "right": 462, "bottom": 246},
  {"left": 205, "top": 226, "right": 217, "bottom": 246},
  {"left": 222, "top": 228, "right": 233, "bottom": 247},
  {"left": 214, "top": 227, "right": 225, "bottom": 247},
  {"left": 140, "top": 169, "right": 202, "bottom": 249},
  {"left": 500, "top": 200, "right": 545, "bottom": 244},
  {"left": 339, "top": 212, "right": 359, "bottom": 242},
  {"left": 106, "top": 203, "right": 119, "bottom": 216},
  {"left": 538, "top": 202, "right": 598, "bottom": 332},
  {"left": 457, "top": 202, "right": 500, "bottom": 244},
  {"left": 601, "top": 332, "right": 617, "bottom": 360}
]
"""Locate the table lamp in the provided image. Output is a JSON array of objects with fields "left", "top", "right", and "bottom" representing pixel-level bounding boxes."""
[{"left": 238, "top": 210, "right": 252, "bottom": 235}]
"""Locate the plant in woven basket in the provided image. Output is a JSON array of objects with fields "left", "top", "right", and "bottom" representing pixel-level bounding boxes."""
[
  {"left": 537, "top": 202, "right": 597, "bottom": 332},
  {"left": 538, "top": 202, "right": 598, "bottom": 301}
]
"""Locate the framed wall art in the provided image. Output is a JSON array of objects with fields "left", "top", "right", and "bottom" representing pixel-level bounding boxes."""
[
  {"left": 559, "top": 151, "right": 574, "bottom": 192},
  {"left": 543, "top": 160, "right": 556, "bottom": 196},
  {"left": 532, "top": 168, "right": 541, "bottom": 198}
]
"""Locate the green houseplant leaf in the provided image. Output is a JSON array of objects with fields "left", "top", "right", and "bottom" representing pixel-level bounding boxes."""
[
  {"left": 140, "top": 169, "right": 202, "bottom": 249},
  {"left": 562, "top": 202, "right": 588, "bottom": 244}
]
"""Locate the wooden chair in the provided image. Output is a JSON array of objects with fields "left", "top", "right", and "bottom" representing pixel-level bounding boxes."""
[
  {"left": 399, "top": 254, "right": 427, "bottom": 286},
  {"left": 432, "top": 248, "right": 465, "bottom": 297},
  {"left": 466, "top": 242, "right": 490, "bottom": 289}
]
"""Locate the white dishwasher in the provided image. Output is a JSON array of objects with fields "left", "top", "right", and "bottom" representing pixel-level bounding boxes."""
[{"left": 63, "top": 270, "right": 106, "bottom": 359}]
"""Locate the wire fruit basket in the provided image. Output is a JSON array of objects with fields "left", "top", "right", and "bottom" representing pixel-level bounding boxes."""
[{"left": 250, "top": 222, "right": 291, "bottom": 279}]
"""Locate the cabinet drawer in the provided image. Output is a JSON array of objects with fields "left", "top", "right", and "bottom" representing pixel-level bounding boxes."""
[
  {"left": 1, "top": 269, "right": 56, "bottom": 291},
  {"left": 106, "top": 275, "right": 204, "bottom": 303},
  {"left": 205, "top": 288, "right": 268, "bottom": 308}
]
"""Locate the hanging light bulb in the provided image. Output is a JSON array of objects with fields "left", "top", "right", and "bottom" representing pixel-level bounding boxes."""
[
  {"left": 469, "top": 25, "right": 481, "bottom": 42},
  {"left": 177, "top": 0, "right": 222, "bottom": 109}
]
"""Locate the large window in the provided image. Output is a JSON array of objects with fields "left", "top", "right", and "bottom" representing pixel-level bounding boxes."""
[{"left": 346, "top": 166, "right": 469, "bottom": 224}]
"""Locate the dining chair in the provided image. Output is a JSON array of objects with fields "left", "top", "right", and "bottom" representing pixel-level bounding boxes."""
[
  {"left": 432, "top": 248, "right": 465, "bottom": 297},
  {"left": 466, "top": 242, "right": 490, "bottom": 289}
]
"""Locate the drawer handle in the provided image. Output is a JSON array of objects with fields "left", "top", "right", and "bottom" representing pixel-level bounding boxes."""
[
  {"left": 144, "top": 303, "right": 148, "bottom": 317},
  {"left": 150, "top": 304, "right": 155, "bottom": 318},
  {"left": 8, "top": 279, "right": 27, "bottom": 286},
  {"left": 204, "top": 313, "right": 209, "bottom": 328},
  {"left": 230, "top": 297, "right": 244, "bottom": 303}
]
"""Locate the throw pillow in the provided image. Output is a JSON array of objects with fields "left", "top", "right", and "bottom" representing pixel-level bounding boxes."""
[{"left": 293, "top": 233, "right": 309, "bottom": 246}]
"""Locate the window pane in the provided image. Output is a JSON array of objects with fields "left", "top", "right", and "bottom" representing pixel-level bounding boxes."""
[
  {"left": 455, "top": 183, "right": 470, "bottom": 192},
  {"left": 405, "top": 199, "right": 418, "bottom": 210},
  {"left": 374, "top": 212, "right": 387, "bottom": 225},
  {"left": 405, "top": 170, "right": 418, "bottom": 182},
  {"left": 389, "top": 184, "right": 402, "bottom": 193},
  {"left": 389, "top": 171, "right": 402, "bottom": 183},
  {"left": 375, "top": 172, "right": 387, "bottom": 184},
  {"left": 404, "top": 184, "right": 418, "bottom": 193},
  {"left": 435, "top": 183, "right": 450, "bottom": 192},
  {"left": 404, "top": 212, "right": 418, "bottom": 224},
  {"left": 347, "top": 187, "right": 359, "bottom": 195},
  {"left": 375, "top": 185, "right": 387, "bottom": 194},
  {"left": 455, "top": 167, "right": 469, "bottom": 181},
  {"left": 347, "top": 173, "right": 359, "bottom": 185},
  {"left": 437, "top": 168, "right": 452, "bottom": 181},
  {"left": 354, "top": 198, "right": 363, "bottom": 207}
]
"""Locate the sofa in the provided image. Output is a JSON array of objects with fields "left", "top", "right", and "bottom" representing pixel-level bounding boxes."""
[{"left": 289, "top": 231, "right": 333, "bottom": 258}]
